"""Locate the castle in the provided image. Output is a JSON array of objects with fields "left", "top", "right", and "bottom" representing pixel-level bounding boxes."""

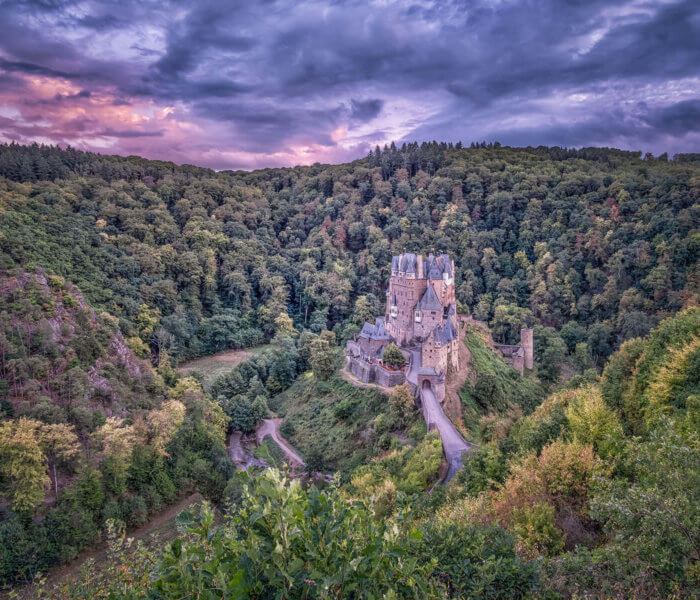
[{"left": 346, "top": 252, "right": 534, "bottom": 397}]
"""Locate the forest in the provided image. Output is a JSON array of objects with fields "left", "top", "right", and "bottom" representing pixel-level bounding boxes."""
[
  {"left": 1, "top": 141, "right": 697, "bottom": 368},
  {"left": 0, "top": 142, "right": 697, "bottom": 598}
]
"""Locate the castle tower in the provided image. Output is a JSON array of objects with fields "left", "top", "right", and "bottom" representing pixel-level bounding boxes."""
[{"left": 521, "top": 328, "right": 534, "bottom": 370}]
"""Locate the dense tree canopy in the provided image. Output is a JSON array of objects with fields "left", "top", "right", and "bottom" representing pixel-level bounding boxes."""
[{"left": 1, "top": 142, "right": 696, "bottom": 374}]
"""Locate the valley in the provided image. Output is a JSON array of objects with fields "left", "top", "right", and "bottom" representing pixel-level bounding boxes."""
[{"left": 0, "top": 142, "right": 696, "bottom": 599}]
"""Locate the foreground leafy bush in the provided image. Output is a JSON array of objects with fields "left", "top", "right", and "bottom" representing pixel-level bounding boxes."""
[
  {"left": 152, "top": 470, "right": 438, "bottom": 599},
  {"left": 415, "top": 520, "right": 538, "bottom": 599}
]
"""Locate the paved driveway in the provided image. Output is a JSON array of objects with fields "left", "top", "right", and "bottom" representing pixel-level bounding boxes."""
[{"left": 407, "top": 349, "right": 473, "bottom": 483}]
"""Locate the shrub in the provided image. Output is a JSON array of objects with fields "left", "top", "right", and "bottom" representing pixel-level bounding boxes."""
[
  {"left": 309, "top": 334, "right": 337, "bottom": 381},
  {"left": 455, "top": 444, "right": 508, "bottom": 496},
  {"left": 408, "top": 420, "right": 426, "bottom": 442},
  {"left": 102, "top": 500, "right": 123, "bottom": 523},
  {"left": 488, "top": 439, "right": 601, "bottom": 548},
  {"left": 124, "top": 495, "right": 148, "bottom": 528},
  {"left": 373, "top": 413, "right": 388, "bottom": 434},
  {"left": 143, "top": 486, "right": 163, "bottom": 512},
  {"left": 565, "top": 386, "right": 624, "bottom": 460},
  {"left": 414, "top": 520, "right": 539, "bottom": 599},
  {"left": 399, "top": 432, "right": 442, "bottom": 493},
  {"left": 388, "top": 383, "right": 416, "bottom": 429},
  {"left": 333, "top": 397, "right": 353, "bottom": 420},
  {"left": 151, "top": 470, "right": 438, "bottom": 599},
  {"left": 511, "top": 503, "right": 565, "bottom": 559},
  {"left": 77, "top": 470, "right": 105, "bottom": 512},
  {"left": 153, "top": 470, "right": 176, "bottom": 504}
]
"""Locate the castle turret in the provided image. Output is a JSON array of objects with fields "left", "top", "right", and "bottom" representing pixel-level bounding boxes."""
[{"left": 521, "top": 328, "right": 534, "bottom": 370}]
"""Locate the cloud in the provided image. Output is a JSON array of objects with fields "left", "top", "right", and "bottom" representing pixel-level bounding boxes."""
[
  {"left": 350, "top": 99, "right": 383, "bottom": 123},
  {"left": 0, "top": 0, "right": 697, "bottom": 168},
  {"left": 95, "top": 127, "right": 164, "bottom": 138}
]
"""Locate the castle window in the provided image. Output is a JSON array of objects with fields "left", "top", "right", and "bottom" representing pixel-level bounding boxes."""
[{"left": 414, "top": 310, "right": 421, "bottom": 322}]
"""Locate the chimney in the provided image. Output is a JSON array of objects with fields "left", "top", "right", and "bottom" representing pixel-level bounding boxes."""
[{"left": 417, "top": 254, "right": 424, "bottom": 279}]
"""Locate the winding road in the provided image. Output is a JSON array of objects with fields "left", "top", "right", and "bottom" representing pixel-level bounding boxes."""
[
  {"left": 406, "top": 349, "right": 474, "bottom": 483},
  {"left": 228, "top": 418, "right": 306, "bottom": 471},
  {"left": 256, "top": 418, "right": 306, "bottom": 466}
]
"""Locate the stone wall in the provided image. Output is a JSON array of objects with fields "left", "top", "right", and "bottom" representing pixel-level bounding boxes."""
[
  {"left": 422, "top": 337, "right": 448, "bottom": 370},
  {"left": 347, "top": 357, "right": 405, "bottom": 387},
  {"left": 347, "top": 357, "right": 374, "bottom": 383},
  {"left": 386, "top": 274, "right": 427, "bottom": 345},
  {"left": 375, "top": 366, "right": 406, "bottom": 387},
  {"left": 417, "top": 374, "right": 446, "bottom": 402},
  {"left": 414, "top": 307, "right": 442, "bottom": 339},
  {"left": 511, "top": 355, "right": 524, "bottom": 375}
]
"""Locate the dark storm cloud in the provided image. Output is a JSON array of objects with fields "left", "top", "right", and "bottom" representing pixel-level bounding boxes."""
[
  {"left": 641, "top": 100, "right": 700, "bottom": 135},
  {"left": 95, "top": 128, "right": 165, "bottom": 138},
  {"left": 0, "top": 0, "right": 697, "bottom": 168},
  {"left": 350, "top": 99, "right": 384, "bottom": 123}
]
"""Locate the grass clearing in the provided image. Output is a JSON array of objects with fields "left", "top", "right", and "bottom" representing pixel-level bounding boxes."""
[
  {"left": 177, "top": 344, "right": 273, "bottom": 390},
  {"left": 254, "top": 436, "right": 288, "bottom": 469}
]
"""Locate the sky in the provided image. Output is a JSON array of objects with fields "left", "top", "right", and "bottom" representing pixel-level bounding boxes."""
[{"left": 0, "top": 0, "right": 698, "bottom": 170}]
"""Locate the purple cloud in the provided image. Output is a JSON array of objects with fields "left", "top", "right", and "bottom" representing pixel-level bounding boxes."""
[{"left": 0, "top": 0, "right": 697, "bottom": 169}]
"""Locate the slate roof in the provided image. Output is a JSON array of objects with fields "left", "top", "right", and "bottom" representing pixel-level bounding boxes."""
[
  {"left": 359, "top": 317, "right": 392, "bottom": 341},
  {"left": 391, "top": 256, "right": 400, "bottom": 270},
  {"left": 426, "top": 253, "right": 453, "bottom": 279},
  {"left": 433, "top": 319, "right": 458, "bottom": 345},
  {"left": 417, "top": 285, "right": 443, "bottom": 311},
  {"left": 497, "top": 344, "right": 524, "bottom": 357},
  {"left": 438, "top": 254, "right": 453, "bottom": 276},
  {"left": 400, "top": 253, "right": 418, "bottom": 273}
]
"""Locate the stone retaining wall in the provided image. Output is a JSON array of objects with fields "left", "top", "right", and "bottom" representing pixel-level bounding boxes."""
[{"left": 375, "top": 366, "right": 406, "bottom": 387}]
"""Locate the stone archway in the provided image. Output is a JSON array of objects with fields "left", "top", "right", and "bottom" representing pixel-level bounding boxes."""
[{"left": 422, "top": 379, "right": 432, "bottom": 391}]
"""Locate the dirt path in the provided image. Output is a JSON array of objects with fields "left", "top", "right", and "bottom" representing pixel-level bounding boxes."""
[
  {"left": 256, "top": 418, "right": 306, "bottom": 466},
  {"left": 27, "top": 492, "right": 205, "bottom": 594},
  {"left": 228, "top": 430, "right": 267, "bottom": 470}
]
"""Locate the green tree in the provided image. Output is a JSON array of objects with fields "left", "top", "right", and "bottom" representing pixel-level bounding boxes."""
[
  {"left": 382, "top": 343, "right": 406, "bottom": 368},
  {"left": 512, "top": 503, "right": 565, "bottom": 559},
  {"left": 388, "top": 383, "right": 416, "bottom": 428},
  {"left": 310, "top": 335, "right": 337, "bottom": 381},
  {"left": 40, "top": 423, "right": 80, "bottom": 496},
  {"left": 0, "top": 418, "right": 49, "bottom": 512},
  {"left": 352, "top": 295, "right": 375, "bottom": 326}
]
